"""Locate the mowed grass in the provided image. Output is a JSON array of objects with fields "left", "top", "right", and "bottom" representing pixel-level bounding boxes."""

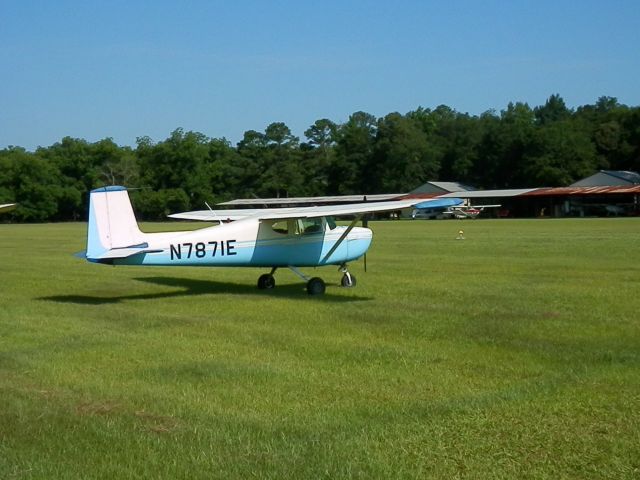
[{"left": 1, "top": 218, "right": 639, "bottom": 479}]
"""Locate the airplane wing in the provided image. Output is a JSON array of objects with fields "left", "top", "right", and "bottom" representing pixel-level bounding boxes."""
[
  {"left": 0, "top": 203, "right": 17, "bottom": 213},
  {"left": 169, "top": 198, "right": 462, "bottom": 222},
  {"left": 254, "top": 199, "right": 428, "bottom": 220},
  {"left": 413, "top": 198, "right": 465, "bottom": 210}
]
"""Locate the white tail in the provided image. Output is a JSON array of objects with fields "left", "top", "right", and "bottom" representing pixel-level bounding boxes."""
[{"left": 86, "top": 186, "right": 146, "bottom": 259}]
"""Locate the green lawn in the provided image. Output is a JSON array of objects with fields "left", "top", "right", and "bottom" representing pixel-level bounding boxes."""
[{"left": 1, "top": 219, "right": 639, "bottom": 479}]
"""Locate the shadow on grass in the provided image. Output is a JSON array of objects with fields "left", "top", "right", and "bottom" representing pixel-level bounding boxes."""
[{"left": 39, "top": 276, "right": 373, "bottom": 305}]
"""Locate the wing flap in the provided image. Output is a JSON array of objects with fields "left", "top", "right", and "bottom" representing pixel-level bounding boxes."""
[
  {"left": 168, "top": 209, "right": 266, "bottom": 221},
  {"left": 256, "top": 199, "right": 421, "bottom": 220}
]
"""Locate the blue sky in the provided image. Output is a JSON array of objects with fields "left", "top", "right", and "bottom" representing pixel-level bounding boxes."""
[{"left": 2, "top": 0, "right": 639, "bottom": 150}]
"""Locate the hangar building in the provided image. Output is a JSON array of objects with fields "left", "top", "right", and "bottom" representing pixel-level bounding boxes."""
[
  {"left": 217, "top": 171, "right": 639, "bottom": 219},
  {"left": 406, "top": 171, "right": 640, "bottom": 218}
]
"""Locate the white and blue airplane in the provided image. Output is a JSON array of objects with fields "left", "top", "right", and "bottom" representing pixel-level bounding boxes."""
[{"left": 84, "top": 186, "right": 462, "bottom": 295}]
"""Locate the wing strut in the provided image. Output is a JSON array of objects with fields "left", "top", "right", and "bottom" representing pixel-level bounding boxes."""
[{"left": 321, "top": 215, "right": 361, "bottom": 264}]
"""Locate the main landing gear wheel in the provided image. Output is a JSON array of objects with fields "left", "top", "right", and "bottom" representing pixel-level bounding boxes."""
[
  {"left": 341, "top": 272, "right": 357, "bottom": 287},
  {"left": 257, "top": 273, "right": 276, "bottom": 290},
  {"left": 306, "top": 277, "right": 326, "bottom": 295}
]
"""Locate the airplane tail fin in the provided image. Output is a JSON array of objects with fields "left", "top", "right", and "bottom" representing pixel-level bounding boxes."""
[{"left": 86, "top": 186, "right": 147, "bottom": 261}]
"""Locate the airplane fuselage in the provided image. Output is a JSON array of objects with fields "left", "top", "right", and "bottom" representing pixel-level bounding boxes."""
[
  {"left": 83, "top": 185, "right": 433, "bottom": 294},
  {"left": 94, "top": 218, "right": 372, "bottom": 268}
]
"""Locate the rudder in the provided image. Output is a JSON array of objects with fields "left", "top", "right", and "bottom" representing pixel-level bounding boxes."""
[{"left": 86, "top": 186, "right": 146, "bottom": 260}]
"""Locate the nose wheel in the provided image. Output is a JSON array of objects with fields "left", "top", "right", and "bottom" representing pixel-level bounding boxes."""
[
  {"left": 340, "top": 264, "right": 356, "bottom": 288},
  {"left": 341, "top": 272, "right": 357, "bottom": 287}
]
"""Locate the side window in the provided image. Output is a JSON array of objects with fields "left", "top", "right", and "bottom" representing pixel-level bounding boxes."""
[
  {"left": 300, "top": 218, "right": 324, "bottom": 235},
  {"left": 271, "top": 218, "right": 325, "bottom": 235},
  {"left": 271, "top": 221, "right": 288, "bottom": 234}
]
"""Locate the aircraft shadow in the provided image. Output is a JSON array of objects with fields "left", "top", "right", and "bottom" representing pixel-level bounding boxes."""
[{"left": 40, "top": 276, "right": 373, "bottom": 305}]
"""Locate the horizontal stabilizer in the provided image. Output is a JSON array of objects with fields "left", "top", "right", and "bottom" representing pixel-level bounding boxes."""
[{"left": 93, "top": 246, "right": 162, "bottom": 260}]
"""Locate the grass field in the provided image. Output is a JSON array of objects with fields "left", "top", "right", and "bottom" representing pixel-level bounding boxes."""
[{"left": 1, "top": 218, "right": 639, "bottom": 479}]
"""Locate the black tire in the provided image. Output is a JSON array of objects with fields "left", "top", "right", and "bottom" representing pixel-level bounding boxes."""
[
  {"left": 257, "top": 273, "right": 275, "bottom": 290},
  {"left": 341, "top": 273, "right": 357, "bottom": 287},
  {"left": 306, "top": 277, "right": 326, "bottom": 295}
]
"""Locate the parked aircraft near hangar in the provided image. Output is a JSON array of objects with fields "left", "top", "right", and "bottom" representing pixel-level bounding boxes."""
[{"left": 411, "top": 200, "right": 501, "bottom": 219}]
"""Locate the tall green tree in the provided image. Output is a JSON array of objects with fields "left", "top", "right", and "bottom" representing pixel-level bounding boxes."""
[
  {"left": 331, "top": 111, "right": 377, "bottom": 194},
  {"left": 134, "top": 129, "right": 211, "bottom": 218},
  {"left": 535, "top": 94, "right": 571, "bottom": 125},
  {"left": 524, "top": 119, "right": 599, "bottom": 186},
  {"left": 0, "top": 147, "right": 69, "bottom": 221},
  {"left": 35, "top": 136, "right": 100, "bottom": 219},
  {"left": 302, "top": 119, "right": 338, "bottom": 195},
  {"left": 206, "top": 137, "right": 245, "bottom": 202},
  {"left": 473, "top": 103, "right": 537, "bottom": 188},
  {"left": 262, "top": 122, "right": 303, "bottom": 197},
  {"left": 94, "top": 138, "right": 139, "bottom": 187},
  {"left": 370, "top": 112, "right": 438, "bottom": 192}
]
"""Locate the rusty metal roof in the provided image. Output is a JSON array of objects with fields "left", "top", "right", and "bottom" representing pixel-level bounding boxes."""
[
  {"left": 405, "top": 185, "right": 640, "bottom": 200},
  {"left": 523, "top": 186, "right": 640, "bottom": 196}
]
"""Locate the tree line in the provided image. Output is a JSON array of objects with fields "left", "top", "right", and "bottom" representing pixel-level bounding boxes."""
[{"left": 1, "top": 95, "right": 638, "bottom": 222}]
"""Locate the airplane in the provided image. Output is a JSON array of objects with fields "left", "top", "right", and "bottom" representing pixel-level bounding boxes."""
[
  {"left": 83, "top": 186, "right": 462, "bottom": 295},
  {"left": 411, "top": 199, "right": 500, "bottom": 219},
  {"left": 0, "top": 203, "right": 17, "bottom": 213},
  {"left": 443, "top": 203, "right": 501, "bottom": 219}
]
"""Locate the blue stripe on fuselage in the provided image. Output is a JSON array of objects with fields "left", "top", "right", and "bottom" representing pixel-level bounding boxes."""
[{"left": 110, "top": 232, "right": 371, "bottom": 267}]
